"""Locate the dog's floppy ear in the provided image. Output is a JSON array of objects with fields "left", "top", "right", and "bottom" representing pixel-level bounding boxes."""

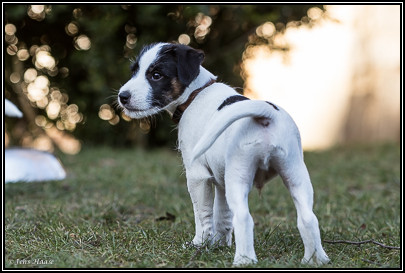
[{"left": 175, "top": 45, "right": 205, "bottom": 86}]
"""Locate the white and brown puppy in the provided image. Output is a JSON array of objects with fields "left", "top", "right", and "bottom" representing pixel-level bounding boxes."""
[{"left": 118, "top": 42, "right": 330, "bottom": 266}]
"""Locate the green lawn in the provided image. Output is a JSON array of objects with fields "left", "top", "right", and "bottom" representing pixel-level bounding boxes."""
[{"left": 4, "top": 143, "right": 401, "bottom": 268}]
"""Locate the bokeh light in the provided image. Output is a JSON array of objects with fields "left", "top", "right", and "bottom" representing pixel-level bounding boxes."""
[
  {"left": 74, "top": 35, "right": 91, "bottom": 50},
  {"left": 31, "top": 5, "right": 45, "bottom": 14},
  {"left": 9, "top": 72, "right": 21, "bottom": 84},
  {"left": 178, "top": 34, "right": 191, "bottom": 45},
  {"left": 139, "top": 120, "right": 151, "bottom": 134},
  {"left": 194, "top": 13, "right": 212, "bottom": 42},
  {"left": 126, "top": 33, "right": 137, "bottom": 49},
  {"left": 5, "top": 23, "right": 16, "bottom": 35},
  {"left": 256, "top": 22, "right": 276, "bottom": 39},
  {"left": 35, "top": 50, "right": 56, "bottom": 70},
  {"left": 307, "top": 7, "right": 324, "bottom": 21},
  {"left": 24, "top": 68, "right": 37, "bottom": 83},
  {"left": 99, "top": 104, "right": 120, "bottom": 125},
  {"left": 27, "top": 5, "right": 48, "bottom": 21},
  {"left": 17, "top": 48, "right": 30, "bottom": 61},
  {"left": 99, "top": 104, "right": 114, "bottom": 121},
  {"left": 65, "top": 22, "right": 79, "bottom": 36}
]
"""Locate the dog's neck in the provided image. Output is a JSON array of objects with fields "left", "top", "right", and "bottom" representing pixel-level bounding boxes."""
[
  {"left": 172, "top": 78, "right": 216, "bottom": 124},
  {"left": 185, "top": 66, "right": 217, "bottom": 96},
  {"left": 166, "top": 67, "right": 217, "bottom": 122}
]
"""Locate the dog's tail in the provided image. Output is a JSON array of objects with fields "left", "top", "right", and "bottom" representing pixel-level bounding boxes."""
[{"left": 191, "top": 99, "right": 280, "bottom": 163}]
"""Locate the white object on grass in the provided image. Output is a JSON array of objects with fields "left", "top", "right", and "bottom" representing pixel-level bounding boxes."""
[
  {"left": 5, "top": 99, "right": 23, "bottom": 118},
  {"left": 5, "top": 148, "right": 66, "bottom": 183},
  {"left": 5, "top": 98, "right": 66, "bottom": 183}
]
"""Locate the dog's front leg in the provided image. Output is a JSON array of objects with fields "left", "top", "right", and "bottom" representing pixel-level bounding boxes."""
[{"left": 186, "top": 173, "right": 214, "bottom": 246}]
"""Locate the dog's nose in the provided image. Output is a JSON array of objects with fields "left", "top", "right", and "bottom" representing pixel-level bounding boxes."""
[{"left": 119, "top": 91, "right": 131, "bottom": 105}]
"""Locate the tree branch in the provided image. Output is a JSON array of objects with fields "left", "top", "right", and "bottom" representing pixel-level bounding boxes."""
[{"left": 324, "top": 239, "right": 400, "bottom": 250}]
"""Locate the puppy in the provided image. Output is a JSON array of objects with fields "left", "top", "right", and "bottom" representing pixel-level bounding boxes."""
[{"left": 118, "top": 42, "right": 330, "bottom": 266}]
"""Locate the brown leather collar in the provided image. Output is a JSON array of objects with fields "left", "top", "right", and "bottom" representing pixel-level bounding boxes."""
[{"left": 172, "top": 78, "right": 216, "bottom": 124}]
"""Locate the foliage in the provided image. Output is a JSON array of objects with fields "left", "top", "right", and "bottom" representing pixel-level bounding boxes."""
[
  {"left": 4, "top": 4, "right": 323, "bottom": 149},
  {"left": 4, "top": 143, "right": 400, "bottom": 268}
]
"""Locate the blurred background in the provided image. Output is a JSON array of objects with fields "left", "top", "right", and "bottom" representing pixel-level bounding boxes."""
[{"left": 4, "top": 4, "right": 401, "bottom": 154}]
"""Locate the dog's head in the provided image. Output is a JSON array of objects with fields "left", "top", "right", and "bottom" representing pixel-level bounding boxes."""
[{"left": 118, "top": 43, "right": 205, "bottom": 119}]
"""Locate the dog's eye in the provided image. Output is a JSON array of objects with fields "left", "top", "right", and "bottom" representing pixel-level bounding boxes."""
[{"left": 151, "top": 72, "right": 163, "bottom": 81}]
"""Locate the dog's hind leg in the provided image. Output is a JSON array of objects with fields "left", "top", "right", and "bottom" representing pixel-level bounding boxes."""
[
  {"left": 213, "top": 185, "right": 233, "bottom": 246},
  {"left": 186, "top": 170, "right": 215, "bottom": 247},
  {"left": 224, "top": 162, "right": 258, "bottom": 266},
  {"left": 278, "top": 158, "right": 330, "bottom": 265}
]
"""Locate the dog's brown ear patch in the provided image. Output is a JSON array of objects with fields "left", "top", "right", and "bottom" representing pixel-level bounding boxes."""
[
  {"left": 171, "top": 78, "right": 183, "bottom": 99},
  {"left": 175, "top": 45, "right": 205, "bottom": 86}
]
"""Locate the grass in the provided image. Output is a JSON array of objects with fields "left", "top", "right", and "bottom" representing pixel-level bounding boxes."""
[{"left": 4, "top": 142, "right": 401, "bottom": 268}]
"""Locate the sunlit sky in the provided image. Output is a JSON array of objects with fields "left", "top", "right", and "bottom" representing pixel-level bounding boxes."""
[{"left": 242, "top": 5, "right": 400, "bottom": 150}]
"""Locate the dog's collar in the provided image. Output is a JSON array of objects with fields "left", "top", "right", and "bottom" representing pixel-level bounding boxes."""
[{"left": 172, "top": 78, "right": 216, "bottom": 124}]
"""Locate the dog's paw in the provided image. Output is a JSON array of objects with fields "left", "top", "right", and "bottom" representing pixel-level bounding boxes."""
[
  {"left": 182, "top": 241, "right": 201, "bottom": 249},
  {"left": 182, "top": 238, "right": 212, "bottom": 250},
  {"left": 210, "top": 233, "right": 232, "bottom": 248},
  {"left": 301, "top": 251, "right": 330, "bottom": 266},
  {"left": 232, "top": 255, "right": 258, "bottom": 267}
]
